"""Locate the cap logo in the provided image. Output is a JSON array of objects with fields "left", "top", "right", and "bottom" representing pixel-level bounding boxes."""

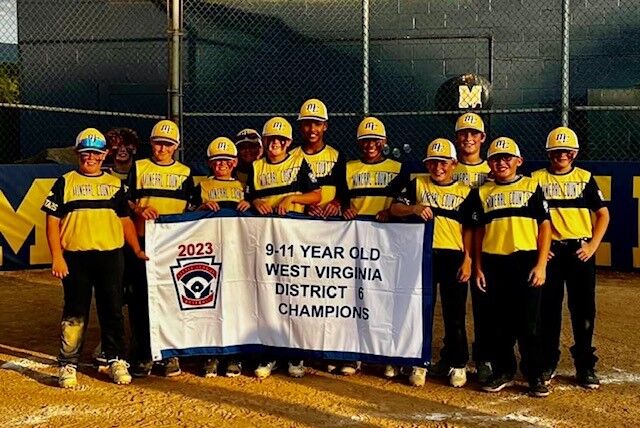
[
  {"left": 305, "top": 103, "right": 319, "bottom": 113},
  {"left": 555, "top": 133, "right": 568, "bottom": 142},
  {"left": 495, "top": 139, "right": 510, "bottom": 149},
  {"left": 160, "top": 124, "right": 172, "bottom": 134},
  {"left": 217, "top": 141, "right": 227, "bottom": 150},
  {"left": 272, "top": 122, "right": 283, "bottom": 130},
  {"left": 463, "top": 115, "right": 475, "bottom": 124},
  {"left": 431, "top": 142, "right": 443, "bottom": 152},
  {"left": 364, "top": 122, "right": 376, "bottom": 131}
]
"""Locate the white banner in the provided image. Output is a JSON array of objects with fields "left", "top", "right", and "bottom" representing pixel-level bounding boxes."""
[{"left": 145, "top": 211, "right": 432, "bottom": 364}]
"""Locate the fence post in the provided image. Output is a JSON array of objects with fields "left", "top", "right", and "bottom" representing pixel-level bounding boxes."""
[
  {"left": 561, "top": 0, "right": 570, "bottom": 126},
  {"left": 362, "top": 0, "right": 370, "bottom": 116},
  {"left": 168, "top": 0, "right": 184, "bottom": 158}
]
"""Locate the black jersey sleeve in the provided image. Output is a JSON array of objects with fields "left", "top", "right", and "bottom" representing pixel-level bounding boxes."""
[
  {"left": 183, "top": 170, "right": 197, "bottom": 211},
  {"left": 126, "top": 161, "right": 138, "bottom": 202},
  {"left": 584, "top": 175, "right": 607, "bottom": 211},
  {"left": 41, "top": 176, "right": 67, "bottom": 218},
  {"left": 114, "top": 183, "right": 130, "bottom": 217},
  {"left": 192, "top": 183, "right": 203, "bottom": 207},
  {"left": 459, "top": 190, "right": 477, "bottom": 227},
  {"left": 296, "top": 159, "right": 320, "bottom": 193},
  {"left": 245, "top": 166, "right": 256, "bottom": 202},
  {"left": 387, "top": 162, "right": 411, "bottom": 196},
  {"left": 466, "top": 188, "right": 484, "bottom": 226},
  {"left": 529, "top": 184, "right": 551, "bottom": 224},
  {"left": 394, "top": 178, "right": 417, "bottom": 205},
  {"left": 333, "top": 158, "right": 350, "bottom": 209}
]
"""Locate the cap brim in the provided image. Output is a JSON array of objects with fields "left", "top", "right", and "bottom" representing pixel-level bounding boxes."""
[
  {"left": 235, "top": 138, "right": 262, "bottom": 146},
  {"left": 76, "top": 147, "right": 108, "bottom": 154},
  {"left": 488, "top": 151, "right": 521, "bottom": 158},
  {"left": 208, "top": 155, "right": 237, "bottom": 161},
  {"left": 151, "top": 137, "right": 179, "bottom": 145},
  {"left": 546, "top": 146, "right": 578, "bottom": 151},
  {"left": 357, "top": 134, "right": 386, "bottom": 140},
  {"left": 297, "top": 115, "right": 328, "bottom": 122},
  {"left": 423, "top": 156, "right": 454, "bottom": 161}
]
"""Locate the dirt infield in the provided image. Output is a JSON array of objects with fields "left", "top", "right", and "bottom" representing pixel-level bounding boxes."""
[{"left": 1, "top": 269, "right": 639, "bottom": 427}]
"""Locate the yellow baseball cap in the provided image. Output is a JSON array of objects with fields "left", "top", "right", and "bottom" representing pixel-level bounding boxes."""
[
  {"left": 487, "top": 137, "right": 521, "bottom": 158},
  {"left": 150, "top": 119, "right": 180, "bottom": 145},
  {"left": 455, "top": 112, "right": 485, "bottom": 133},
  {"left": 423, "top": 138, "right": 457, "bottom": 161},
  {"left": 262, "top": 117, "right": 293, "bottom": 140},
  {"left": 298, "top": 98, "right": 328, "bottom": 121},
  {"left": 357, "top": 117, "right": 386, "bottom": 140},
  {"left": 207, "top": 137, "right": 237, "bottom": 160},
  {"left": 546, "top": 126, "right": 579, "bottom": 151}
]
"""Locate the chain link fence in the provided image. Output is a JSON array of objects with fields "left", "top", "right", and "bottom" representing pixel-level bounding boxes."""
[{"left": 1, "top": 1, "right": 639, "bottom": 165}]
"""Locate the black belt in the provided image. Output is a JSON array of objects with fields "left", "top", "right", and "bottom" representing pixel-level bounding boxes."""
[{"left": 554, "top": 238, "right": 589, "bottom": 245}]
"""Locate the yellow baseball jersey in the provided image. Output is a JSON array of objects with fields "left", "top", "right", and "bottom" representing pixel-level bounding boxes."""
[
  {"left": 290, "top": 144, "right": 344, "bottom": 207},
  {"left": 472, "top": 176, "right": 550, "bottom": 255},
  {"left": 245, "top": 152, "right": 319, "bottom": 214},
  {"left": 453, "top": 160, "right": 491, "bottom": 188},
  {"left": 531, "top": 167, "right": 606, "bottom": 241},
  {"left": 342, "top": 158, "right": 408, "bottom": 216},
  {"left": 127, "top": 158, "right": 195, "bottom": 234},
  {"left": 396, "top": 177, "right": 473, "bottom": 250},
  {"left": 41, "top": 171, "right": 128, "bottom": 251},
  {"left": 195, "top": 177, "right": 245, "bottom": 209}
]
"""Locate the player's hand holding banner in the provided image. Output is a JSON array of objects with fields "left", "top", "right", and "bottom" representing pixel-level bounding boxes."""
[{"left": 145, "top": 210, "right": 432, "bottom": 365}]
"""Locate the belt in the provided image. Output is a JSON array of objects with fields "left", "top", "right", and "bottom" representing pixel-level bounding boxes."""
[{"left": 553, "top": 238, "right": 589, "bottom": 246}]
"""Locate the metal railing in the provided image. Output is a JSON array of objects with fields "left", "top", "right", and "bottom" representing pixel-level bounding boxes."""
[{"left": 1, "top": 0, "right": 639, "bottom": 165}]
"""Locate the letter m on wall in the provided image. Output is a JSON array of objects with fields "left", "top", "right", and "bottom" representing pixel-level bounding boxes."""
[
  {"left": 0, "top": 178, "right": 56, "bottom": 267},
  {"left": 458, "top": 85, "right": 482, "bottom": 109}
]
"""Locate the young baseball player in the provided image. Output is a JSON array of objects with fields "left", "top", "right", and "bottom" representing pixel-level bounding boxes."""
[
  {"left": 193, "top": 136, "right": 250, "bottom": 377},
  {"left": 472, "top": 137, "right": 552, "bottom": 397},
  {"left": 430, "top": 112, "right": 494, "bottom": 384},
  {"left": 93, "top": 127, "right": 141, "bottom": 369},
  {"left": 338, "top": 116, "right": 409, "bottom": 377},
  {"left": 390, "top": 138, "right": 474, "bottom": 388},
  {"left": 43, "top": 128, "right": 147, "bottom": 388},
  {"left": 290, "top": 98, "right": 345, "bottom": 218},
  {"left": 246, "top": 116, "right": 321, "bottom": 378},
  {"left": 391, "top": 138, "right": 473, "bottom": 387},
  {"left": 127, "top": 119, "right": 196, "bottom": 378},
  {"left": 105, "top": 128, "right": 139, "bottom": 181},
  {"left": 532, "top": 127, "right": 609, "bottom": 389},
  {"left": 234, "top": 128, "right": 263, "bottom": 188}
]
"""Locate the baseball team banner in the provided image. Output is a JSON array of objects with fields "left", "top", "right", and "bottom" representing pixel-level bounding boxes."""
[{"left": 145, "top": 211, "right": 433, "bottom": 365}]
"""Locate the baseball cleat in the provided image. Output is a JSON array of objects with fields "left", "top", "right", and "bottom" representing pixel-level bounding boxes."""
[
  {"left": 409, "top": 366, "right": 427, "bottom": 387},
  {"left": 58, "top": 364, "right": 78, "bottom": 389},
  {"left": 450, "top": 367, "right": 467, "bottom": 387},
  {"left": 340, "top": 361, "right": 362, "bottom": 376},
  {"left": 577, "top": 369, "right": 600, "bottom": 389},
  {"left": 255, "top": 360, "right": 277, "bottom": 379},
  {"left": 203, "top": 358, "right": 219, "bottom": 378},
  {"left": 109, "top": 359, "right": 132, "bottom": 385},
  {"left": 226, "top": 360, "right": 242, "bottom": 377},
  {"left": 481, "top": 374, "right": 514, "bottom": 393},
  {"left": 288, "top": 360, "right": 306, "bottom": 378}
]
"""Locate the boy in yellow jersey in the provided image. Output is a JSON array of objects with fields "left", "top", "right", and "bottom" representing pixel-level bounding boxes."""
[
  {"left": 127, "top": 119, "right": 196, "bottom": 378},
  {"left": 342, "top": 116, "right": 409, "bottom": 222},
  {"left": 532, "top": 127, "right": 609, "bottom": 389},
  {"left": 390, "top": 138, "right": 474, "bottom": 388},
  {"left": 247, "top": 116, "right": 320, "bottom": 378},
  {"left": 472, "top": 137, "right": 552, "bottom": 397},
  {"left": 43, "top": 128, "right": 147, "bottom": 388},
  {"left": 234, "top": 128, "right": 262, "bottom": 188},
  {"left": 193, "top": 137, "right": 249, "bottom": 378},
  {"left": 290, "top": 98, "right": 345, "bottom": 218},
  {"left": 338, "top": 116, "right": 409, "bottom": 377},
  {"left": 446, "top": 112, "right": 494, "bottom": 384},
  {"left": 453, "top": 113, "right": 491, "bottom": 187}
]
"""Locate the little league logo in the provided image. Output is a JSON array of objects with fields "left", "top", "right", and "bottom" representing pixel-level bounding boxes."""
[{"left": 170, "top": 257, "right": 221, "bottom": 310}]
